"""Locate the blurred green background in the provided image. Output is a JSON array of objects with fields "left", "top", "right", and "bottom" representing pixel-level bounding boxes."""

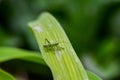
[{"left": 0, "top": 0, "right": 120, "bottom": 80}]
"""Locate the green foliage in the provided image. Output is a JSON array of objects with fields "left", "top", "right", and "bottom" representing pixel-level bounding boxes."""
[
  {"left": 0, "top": 0, "right": 120, "bottom": 79},
  {"left": 0, "top": 69, "right": 15, "bottom": 80},
  {"left": 87, "top": 71, "right": 102, "bottom": 80},
  {"left": 0, "top": 47, "right": 45, "bottom": 64},
  {"left": 0, "top": 12, "right": 102, "bottom": 80},
  {"left": 0, "top": 46, "right": 102, "bottom": 80}
]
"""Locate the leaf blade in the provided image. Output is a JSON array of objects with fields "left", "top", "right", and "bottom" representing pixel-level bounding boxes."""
[
  {"left": 29, "top": 12, "right": 89, "bottom": 80},
  {"left": 87, "top": 71, "right": 102, "bottom": 80},
  {"left": 0, "top": 69, "right": 15, "bottom": 80},
  {"left": 0, "top": 47, "right": 46, "bottom": 65}
]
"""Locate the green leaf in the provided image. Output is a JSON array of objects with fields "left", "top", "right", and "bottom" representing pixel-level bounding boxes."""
[
  {"left": 0, "top": 47, "right": 52, "bottom": 78},
  {"left": 0, "top": 47, "right": 45, "bottom": 65},
  {"left": 29, "top": 12, "right": 89, "bottom": 80},
  {"left": 0, "top": 69, "right": 15, "bottom": 80},
  {"left": 87, "top": 71, "right": 102, "bottom": 80}
]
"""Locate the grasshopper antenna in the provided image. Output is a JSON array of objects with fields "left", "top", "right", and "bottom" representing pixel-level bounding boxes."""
[{"left": 45, "top": 38, "right": 50, "bottom": 44}]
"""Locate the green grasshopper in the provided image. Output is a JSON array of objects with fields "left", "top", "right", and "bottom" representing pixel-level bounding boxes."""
[{"left": 43, "top": 38, "right": 64, "bottom": 51}]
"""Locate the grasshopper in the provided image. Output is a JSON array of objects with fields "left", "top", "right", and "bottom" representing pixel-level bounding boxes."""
[{"left": 43, "top": 38, "right": 64, "bottom": 51}]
